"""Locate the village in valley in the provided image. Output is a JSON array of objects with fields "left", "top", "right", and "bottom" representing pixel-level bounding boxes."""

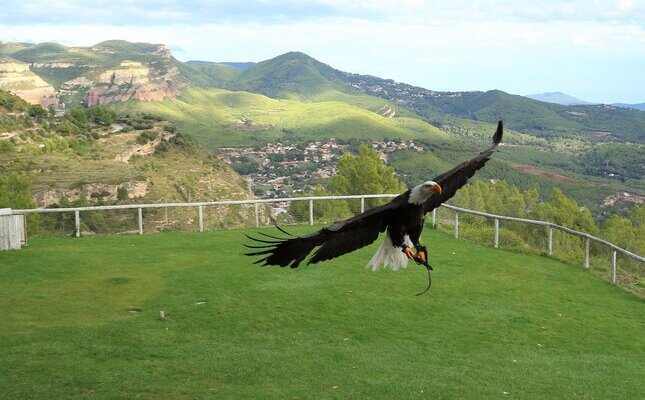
[{"left": 218, "top": 139, "right": 424, "bottom": 198}]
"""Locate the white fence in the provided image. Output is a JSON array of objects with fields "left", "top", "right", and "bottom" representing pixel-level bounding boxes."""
[
  {"left": 12, "top": 194, "right": 644, "bottom": 286},
  {"left": 0, "top": 208, "right": 25, "bottom": 251}
]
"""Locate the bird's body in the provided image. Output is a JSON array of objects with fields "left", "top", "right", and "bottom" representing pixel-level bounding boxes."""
[
  {"left": 245, "top": 121, "right": 504, "bottom": 285},
  {"left": 367, "top": 190, "right": 427, "bottom": 271}
]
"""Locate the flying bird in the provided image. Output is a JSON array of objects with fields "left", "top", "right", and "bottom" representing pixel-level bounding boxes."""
[{"left": 245, "top": 121, "right": 503, "bottom": 293}]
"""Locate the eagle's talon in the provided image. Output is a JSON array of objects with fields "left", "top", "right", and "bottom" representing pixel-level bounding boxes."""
[
  {"left": 417, "top": 250, "right": 427, "bottom": 263},
  {"left": 404, "top": 247, "right": 415, "bottom": 259}
]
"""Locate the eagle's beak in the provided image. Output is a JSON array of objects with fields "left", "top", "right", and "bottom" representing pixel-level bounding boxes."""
[{"left": 433, "top": 183, "right": 442, "bottom": 194}]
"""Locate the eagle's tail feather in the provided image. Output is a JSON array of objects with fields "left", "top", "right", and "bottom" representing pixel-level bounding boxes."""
[{"left": 367, "top": 233, "right": 413, "bottom": 271}]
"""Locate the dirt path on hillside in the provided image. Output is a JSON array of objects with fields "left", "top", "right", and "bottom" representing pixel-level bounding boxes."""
[{"left": 511, "top": 163, "right": 576, "bottom": 183}]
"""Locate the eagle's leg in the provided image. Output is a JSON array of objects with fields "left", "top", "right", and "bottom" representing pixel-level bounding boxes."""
[{"left": 406, "top": 222, "right": 428, "bottom": 263}]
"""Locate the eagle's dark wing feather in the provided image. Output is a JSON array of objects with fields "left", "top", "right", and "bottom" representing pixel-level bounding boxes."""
[
  {"left": 245, "top": 194, "right": 409, "bottom": 268},
  {"left": 423, "top": 121, "right": 503, "bottom": 214}
]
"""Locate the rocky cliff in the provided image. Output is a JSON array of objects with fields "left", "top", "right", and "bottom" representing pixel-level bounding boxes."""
[
  {"left": 84, "top": 61, "right": 183, "bottom": 106},
  {"left": 0, "top": 41, "right": 189, "bottom": 108},
  {"left": 0, "top": 61, "right": 59, "bottom": 107}
]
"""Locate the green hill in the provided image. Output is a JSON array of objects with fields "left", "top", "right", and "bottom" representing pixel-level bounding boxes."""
[
  {"left": 228, "top": 51, "right": 349, "bottom": 98},
  {"left": 0, "top": 228, "right": 642, "bottom": 398},
  {"left": 338, "top": 77, "right": 645, "bottom": 142},
  {"left": 128, "top": 87, "right": 451, "bottom": 148},
  {"left": 184, "top": 60, "right": 242, "bottom": 86}
]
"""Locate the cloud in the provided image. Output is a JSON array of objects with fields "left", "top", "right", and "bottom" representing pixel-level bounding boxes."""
[
  {"left": 2, "top": 0, "right": 645, "bottom": 25},
  {"left": 617, "top": 0, "right": 634, "bottom": 12}
]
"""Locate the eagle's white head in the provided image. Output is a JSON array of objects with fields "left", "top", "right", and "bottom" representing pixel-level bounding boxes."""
[{"left": 409, "top": 180, "right": 442, "bottom": 205}]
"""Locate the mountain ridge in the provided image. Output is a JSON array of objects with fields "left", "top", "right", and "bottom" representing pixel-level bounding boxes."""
[
  {"left": 2, "top": 40, "right": 643, "bottom": 142},
  {"left": 525, "top": 92, "right": 592, "bottom": 106},
  {"left": 612, "top": 102, "right": 645, "bottom": 111}
]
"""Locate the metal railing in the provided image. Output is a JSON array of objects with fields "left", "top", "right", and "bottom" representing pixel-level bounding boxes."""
[{"left": 12, "top": 194, "right": 644, "bottom": 286}]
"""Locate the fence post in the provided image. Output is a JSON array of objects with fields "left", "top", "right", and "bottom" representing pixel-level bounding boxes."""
[
  {"left": 432, "top": 209, "right": 436, "bottom": 228},
  {"left": 22, "top": 213, "right": 28, "bottom": 247},
  {"left": 548, "top": 226, "right": 553, "bottom": 255},
  {"left": 454, "top": 210, "right": 459, "bottom": 239},
  {"left": 138, "top": 207, "right": 143, "bottom": 235},
  {"left": 198, "top": 205, "right": 204, "bottom": 232},
  {"left": 611, "top": 251, "right": 617, "bottom": 284},
  {"left": 584, "top": 238, "right": 589, "bottom": 269},
  {"left": 494, "top": 218, "right": 499, "bottom": 248},
  {"left": 255, "top": 203, "right": 260, "bottom": 227},
  {"left": 360, "top": 197, "right": 365, "bottom": 213},
  {"left": 74, "top": 210, "right": 80, "bottom": 238},
  {"left": 309, "top": 199, "right": 314, "bottom": 225}
]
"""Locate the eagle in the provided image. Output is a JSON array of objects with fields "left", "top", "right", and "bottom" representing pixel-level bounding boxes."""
[{"left": 245, "top": 121, "right": 503, "bottom": 293}]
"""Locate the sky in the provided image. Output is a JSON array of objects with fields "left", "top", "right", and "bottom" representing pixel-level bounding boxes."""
[{"left": 0, "top": 0, "right": 643, "bottom": 104}]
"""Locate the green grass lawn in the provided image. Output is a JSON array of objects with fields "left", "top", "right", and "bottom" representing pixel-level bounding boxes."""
[{"left": 1, "top": 227, "right": 643, "bottom": 399}]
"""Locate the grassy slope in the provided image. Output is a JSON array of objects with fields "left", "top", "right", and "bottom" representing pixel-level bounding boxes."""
[
  {"left": 471, "top": 92, "right": 645, "bottom": 142},
  {"left": 0, "top": 98, "right": 251, "bottom": 207},
  {"left": 183, "top": 61, "right": 242, "bottom": 86},
  {"left": 1, "top": 228, "right": 643, "bottom": 399},
  {"left": 0, "top": 135, "right": 248, "bottom": 203},
  {"left": 131, "top": 88, "right": 451, "bottom": 148}
]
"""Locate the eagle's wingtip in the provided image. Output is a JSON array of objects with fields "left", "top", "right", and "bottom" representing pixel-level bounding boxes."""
[{"left": 493, "top": 120, "right": 503, "bottom": 144}]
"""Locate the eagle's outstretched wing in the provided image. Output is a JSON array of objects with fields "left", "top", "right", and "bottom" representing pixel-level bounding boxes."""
[
  {"left": 422, "top": 121, "right": 503, "bottom": 214},
  {"left": 245, "top": 121, "right": 503, "bottom": 268},
  {"left": 245, "top": 194, "right": 409, "bottom": 268}
]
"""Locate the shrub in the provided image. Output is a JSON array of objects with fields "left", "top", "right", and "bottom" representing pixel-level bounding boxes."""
[
  {"left": 117, "top": 187, "right": 129, "bottom": 200},
  {"left": 163, "top": 124, "right": 177, "bottom": 133},
  {"left": 154, "top": 141, "right": 169, "bottom": 154},
  {"left": 136, "top": 130, "right": 158, "bottom": 144}
]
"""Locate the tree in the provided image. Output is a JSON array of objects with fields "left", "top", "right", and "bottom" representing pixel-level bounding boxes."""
[
  {"left": 533, "top": 188, "right": 597, "bottom": 233},
  {"left": 68, "top": 107, "right": 88, "bottom": 126},
  {"left": 601, "top": 205, "right": 644, "bottom": 254},
  {"left": 0, "top": 172, "right": 36, "bottom": 209},
  {"left": 87, "top": 106, "right": 117, "bottom": 125},
  {"left": 289, "top": 186, "right": 352, "bottom": 223},
  {"left": 330, "top": 144, "right": 407, "bottom": 211},
  {"left": 28, "top": 104, "right": 48, "bottom": 119}
]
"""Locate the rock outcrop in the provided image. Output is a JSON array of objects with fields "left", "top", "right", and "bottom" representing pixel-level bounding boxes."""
[
  {"left": 30, "top": 62, "right": 74, "bottom": 68},
  {"left": 0, "top": 61, "right": 59, "bottom": 107},
  {"left": 84, "top": 61, "right": 183, "bottom": 106},
  {"left": 34, "top": 180, "right": 149, "bottom": 207},
  {"left": 602, "top": 192, "right": 644, "bottom": 208},
  {"left": 1, "top": 42, "right": 187, "bottom": 108},
  {"left": 115, "top": 131, "right": 177, "bottom": 162}
]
